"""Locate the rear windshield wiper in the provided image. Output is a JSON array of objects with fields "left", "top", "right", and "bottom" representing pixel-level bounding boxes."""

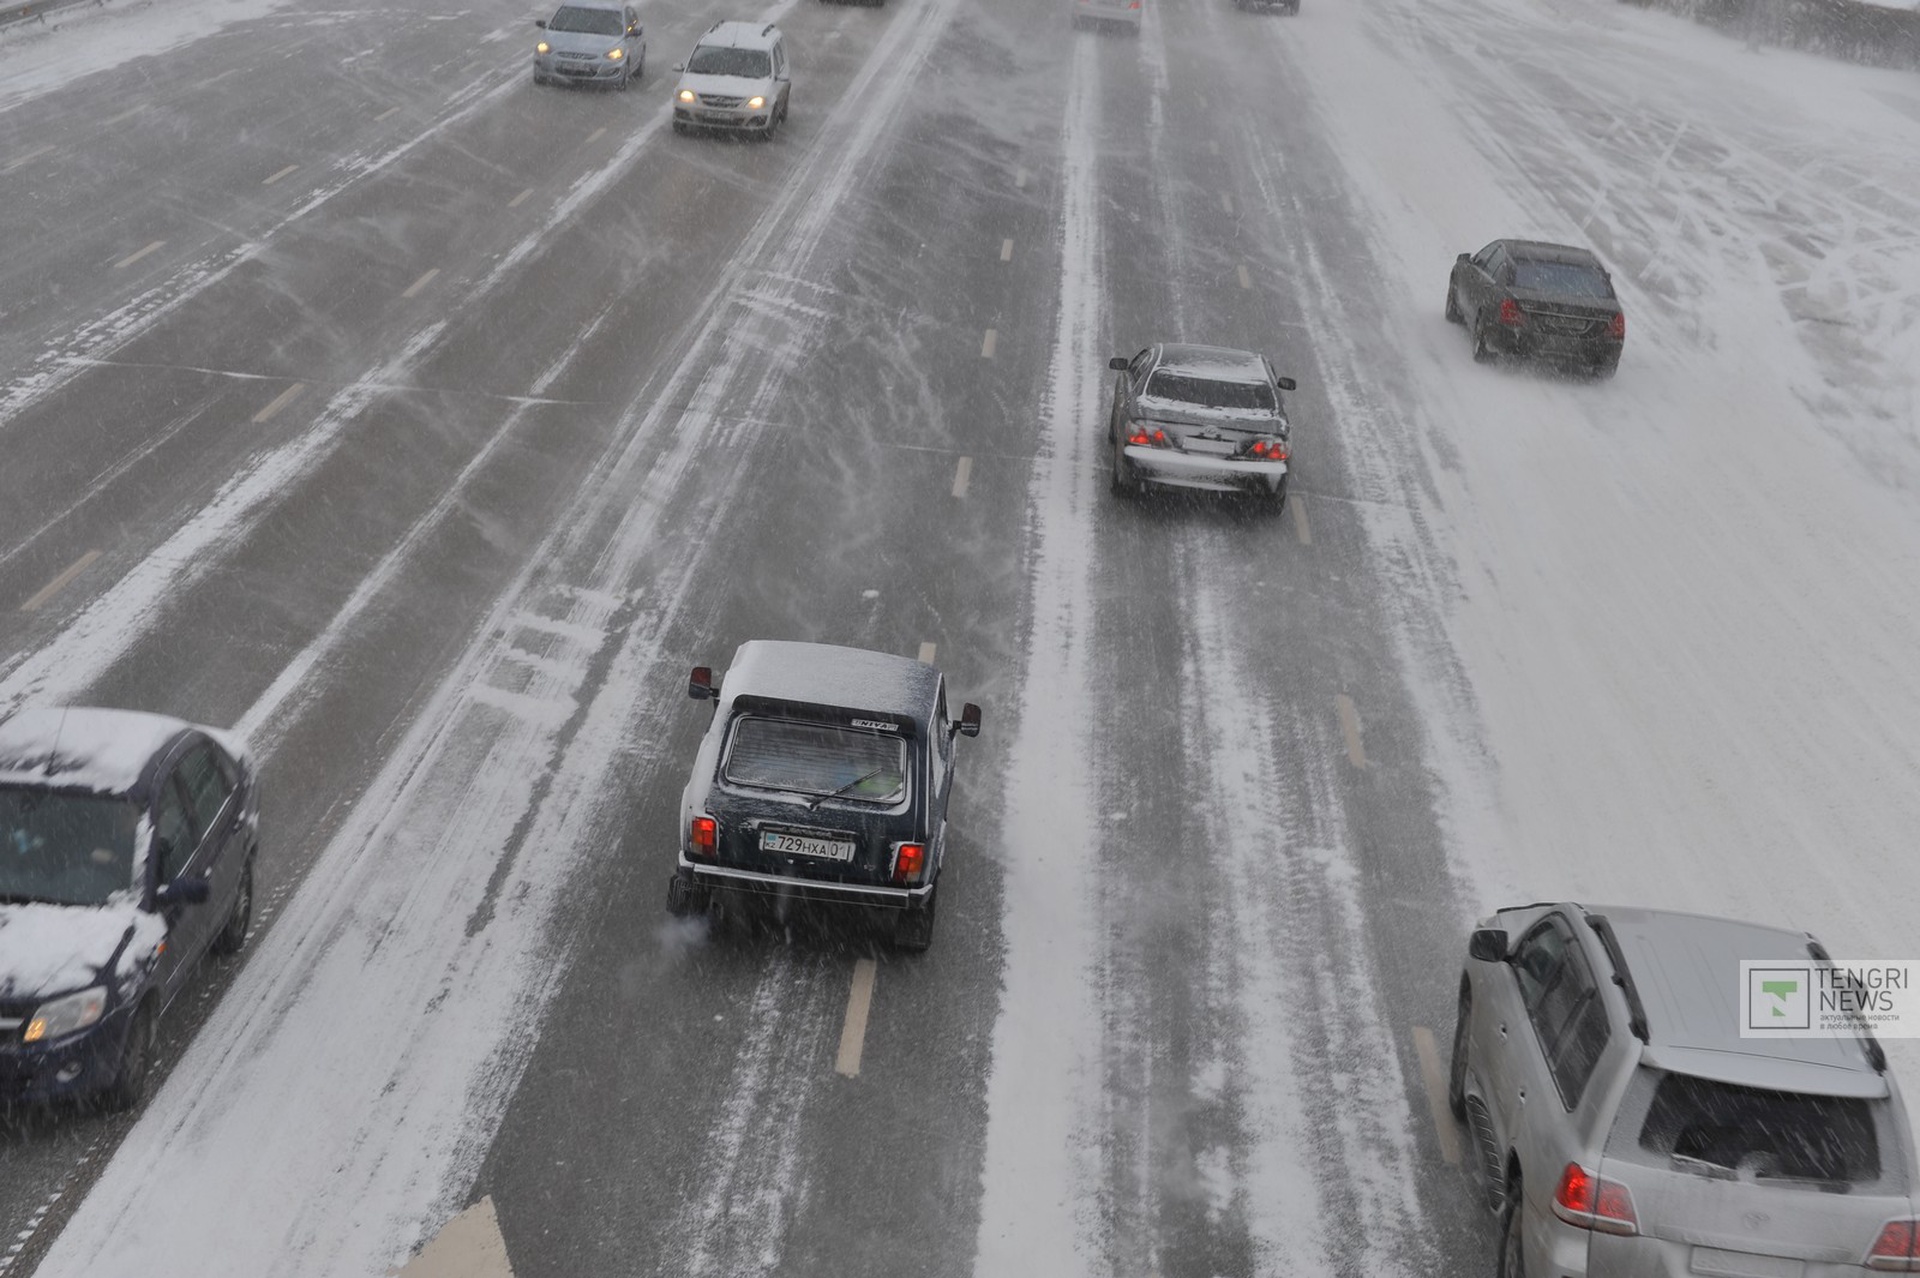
[{"left": 808, "top": 766, "right": 888, "bottom": 810}]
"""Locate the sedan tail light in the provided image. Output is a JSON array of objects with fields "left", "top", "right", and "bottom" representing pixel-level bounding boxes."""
[
  {"left": 893, "top": 842, "right": 926, "bottom": 884},
  {"left": 1551, "top": 1163, "right": 1638, "bottom": 1237},
  {"left": 1867, "top": 1219, "right": 1920, "bottom": 1271},
  {"left": 690, "top": 816, "right": 717, "bottom": 857},
  {"left": 1498, "top": 298, "right": 1524, "bottom": 326},
  {"left": 1125, "top": 423, "right": 1170, "bottom": 448},
  {"left": 1608, "top": 311, "right": 1626, "bottom": 340},
  {"left": 1244, "top": 437, "right": 1289, "bottom": 461}
]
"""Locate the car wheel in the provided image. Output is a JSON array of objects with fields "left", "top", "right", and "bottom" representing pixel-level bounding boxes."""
[
  {"left": 102, "top": 999, "right": 157, "bottom": 1112},
  {"left": 211, "top": 859, "right": 254, "bottom": 957},
  {"left": 1498, "top": 1180, "right": 1526, "bottom": 1278},
  {"left": 1471, "top": 314, "right": 1498, "bottom": 364},
  {"left": 1110, "top": 435, "right": 1140, "bottom": 498},
  {"left": 1592, "top": 357, "right": 1619, "bottom": 380},
  {"left": 615, "top": 65, "right": 630, "bottom": 91},
  {"left": 894, "top": 887, "right": 937, "bottom": 952},
  {"left": 1445, "top": 284, "right": 1463, "bottom": 324},
  {"left": 666, "top": 873, "right": 709, "bottom": 916},
  {"left": 1447, "top": 980, "right": 1470, "bottom": 1118}
]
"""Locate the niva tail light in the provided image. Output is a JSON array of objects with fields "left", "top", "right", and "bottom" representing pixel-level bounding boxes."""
[
  {"left": 893, "top": 842, "right": 926, "bottom": 883},
  {"left": 690, "top": 816, "right": 717, "bottom": 857}
]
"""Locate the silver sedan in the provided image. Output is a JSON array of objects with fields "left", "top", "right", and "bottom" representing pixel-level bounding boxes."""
[{"left": 1105, "top": 343, "right": 1297, "bottom": 509}]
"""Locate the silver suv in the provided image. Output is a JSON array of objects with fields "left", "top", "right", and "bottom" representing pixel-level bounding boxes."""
[
  {"left": 1450, "top": 903, "right": 1918, "bottom": 1277},
  {"left": 670, "top": 21, "right": 790, "bottom": 138}
]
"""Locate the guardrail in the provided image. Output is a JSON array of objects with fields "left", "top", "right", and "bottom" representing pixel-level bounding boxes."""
[
  {"left": 1621, "top": 0, "right": 1920, "bottom": 71},
  {"left": 1, "top": 0, "right": 110, "bottom": 32}
]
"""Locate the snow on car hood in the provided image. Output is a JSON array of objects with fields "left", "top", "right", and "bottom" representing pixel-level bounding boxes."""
[
  {"left": 0, "top": 900, "right": 162, "bottom": 1002},
  {"left": 679, "top": 71, "right": 775, "bottom": 98}
]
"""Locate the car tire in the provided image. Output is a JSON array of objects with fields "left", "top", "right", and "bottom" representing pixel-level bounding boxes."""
[
  {"left": 102, "top": 999, "right": 157, "bottom": 1112},
  {"left": 1471, "top": 314, "right": 1498, "bottom": 364},
  {"left": 1445, "top": 285, "right": 1464, "bottom": 324},
  {"left": 1592, "top": 357, "right": 1619, "bottom": 380},
  {"left": 210, "top": 858, "right": 254, "bottom": 957},
  {"left": 666, "top": 873, "right": 709, "bottom": 916},
  {"left": 1498, "top": 1179, "right": 1527, "bottom": 1278},
  {"left": 1264, "top": 473, "right": 1289, "bottom": 515},
  {"left": 1109, "top": 435, "right": 1141, "bottom": 498},
  {"left": 1448, "top": 980, "right": 1470, "bottom": 1119},
  {"left": 615, "top": 65, "right": 630, "bottom": 91},
  {"left": 894, "top": 887, "right": 937, "bottom": 952}
]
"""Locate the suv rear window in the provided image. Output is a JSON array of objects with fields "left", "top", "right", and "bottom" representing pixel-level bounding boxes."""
[
  {"left": 724, "top": 718, "right": 906, "bottom": 804},
  {"left": 687, "top": 46, "right": 772, "bottom": 77},
  {"left": 1142, "top": 372, "right": 1276, "bottom": 413},
  {"left": 1639, "top": 1075, "right": 1880, "bottom": 1184}
]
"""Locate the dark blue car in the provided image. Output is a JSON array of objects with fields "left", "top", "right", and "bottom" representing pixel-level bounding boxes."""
[{"left": 0, "top": 708, "right": 259, "bottom": 1109}]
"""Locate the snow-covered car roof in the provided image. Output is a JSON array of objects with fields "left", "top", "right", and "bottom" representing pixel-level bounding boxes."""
[
  {"left": 1155, "top": 343, "right": 1271, "bottom": 382},
  {"left": 0, "top": 707, "right": 198, "bottom": 798},
  {"left": 719, "top": 641, "right": 940, "bottom": 733}
]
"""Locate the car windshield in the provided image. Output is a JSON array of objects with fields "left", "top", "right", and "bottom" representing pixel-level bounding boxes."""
[
  {"left": 724, "top": 718, "right": 907, "bottom": 803},
  {"left": 1143, "top": 371, "right": 1276, "bottom": 412},
  {"left": 687, "top": 46, "right": 772, "bottom": 78},
  {"left": 1638, "top": 1073, "right": 1880, "bottom": 1183},
  {"left": 546, "top": 6, "right": 623, "bottom": 35},
  {"left": 0, "top": 788, "right": 141, "bottom": 907},
  {"left": 1512, "top": 260, "right": 1613, "bottom": 299}
]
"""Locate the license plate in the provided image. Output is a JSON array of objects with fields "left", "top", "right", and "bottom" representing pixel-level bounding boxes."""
[
  {"left": 700, "top": 112, "right": 733, "bottom": 124},
  {"left": 760, "top": 830, "right": 855, "bottom": 862},
  {"left": 1184, "top": 438, "right": 1237, "bottom": 456}
]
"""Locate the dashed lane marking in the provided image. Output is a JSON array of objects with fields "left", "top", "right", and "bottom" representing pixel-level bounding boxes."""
[
  {"left": 917, "top": 642, "right": 936, "bottom": 663},
  {"left": 507, "top": 187, "right": 534, "bottom": 208},
  {"left": 1238, "top": 264, "right": 1252, "bottom": 290},
  {"left": 113, "top": 240, "right": 166, "bottom": 270},
  {"left": 1000, "top": 238, "right": 1013, "bottom": 262},
  {"left": 1335, "top": 693, "right": 1367, "bottom": 769},
  {"left": 20, "top": 550, "right": 102, "bottom": 613},
  {"left": 100, "top": 105, "right": 146, "bottom": 126},
  {"left": 402, "top": 267, "right": 441, "bottom": 298},
  {"left": 1208, "top": 139, "right": 1220, "bottom": 156},
  {"left": 980, "top": 328, "right": 997, "bottom": 359},
  {"left": 1411, "top": 1027, "right": 1464, "bottom": 1165},
  {"left": 1291, "top": 493, "right": 1310, "bottom": 544},
  {"left": 262, "top": 164, "right": 300, "bottom": 186},
  {"left": 1221, "top": 192, "right": 1234, "bottom": 216},
  {"left": 585, "top": 126, "right": 607, "bottom": 143},
  {"left": 374, "top": 106, "right": 401, "bottom": 122},
  {"left": 834, "top": 958, "right": 879, "bottom": 1078},
  {"left": 951, "top": 455, "right": 972, "bottom": 498},
  {"left": 252, "top": 382, "right": 306, "bottom": 424},
  {"left": 3, "top": 143, "right": 54, "bottom": 172},
  {"left": 1014, "top": 166, "right": 1028, "bottom": 189}
]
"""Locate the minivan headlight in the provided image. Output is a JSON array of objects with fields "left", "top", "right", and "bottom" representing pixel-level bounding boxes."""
[
  {"left": 536, "top": 40, "right": 550, "bottom": 53},
  {"left": 24, "top": 987, "right": 107, "bottom": 1043},
  {"left": 747, "top": 95, "right": 765, "bottom": 109},
  {"left": 677, "top": 88, "right": 696, "bottom": 102}
]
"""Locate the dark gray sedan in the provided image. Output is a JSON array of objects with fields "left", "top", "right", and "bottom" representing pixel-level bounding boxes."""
[{"left": 1447, "top": 239, "right": 1625, "bottom": 377}]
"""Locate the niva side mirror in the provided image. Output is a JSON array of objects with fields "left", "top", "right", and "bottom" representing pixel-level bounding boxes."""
[
  {"left": 688, "top": 666, "right": 716, "bottom": 700},
  {"left": 957, "top": 703, "right": 982, "bottom": 737}
]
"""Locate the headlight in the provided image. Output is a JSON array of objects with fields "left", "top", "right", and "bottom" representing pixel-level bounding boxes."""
[
  {"left": 677, "top": 88, "right": 696, "bottom": 102},
  {"left": 24, "top": 988, "right": 107, "bottom": 1044},
  {"left": 535, "top": 40, "right": 550, "bottom": 53},
  {"left": 606, "top": 46, "right": 623, "bottom": 59},
  {"left": 747, "top": 95, "right": 765, "bottom": 109}
]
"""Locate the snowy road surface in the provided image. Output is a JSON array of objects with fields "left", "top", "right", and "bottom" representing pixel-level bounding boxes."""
[{"left": 1, "top": 0, "right": 1917, "bottom": 1270}]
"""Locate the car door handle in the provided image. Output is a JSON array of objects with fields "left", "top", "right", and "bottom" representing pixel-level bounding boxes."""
[
  {"left": 1517, "top": 1088, "right": 1527, "bottom": 1105},
  {"left": 1497, "top": 1023, "right": 1508, "bottom": 1038}
]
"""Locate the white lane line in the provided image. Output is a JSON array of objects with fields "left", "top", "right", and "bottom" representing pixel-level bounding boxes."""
[
  {"left": 4, "top": 143, "right": 54, "bottom": 171},
  {"left": 1335, "top": 693, "right": 1367, "bottom": 769},
  {"left": 585, "top": 126, "right": 607, "bottom": 143},
  {"left": 112, "top": 240, "right": 166, "bottom": 270},
  {"left": 999, "top": 237, "right": 1013, "bottom": 262},
  {"left": 1410, "top": 1027, "right": 1464, "bottom": 1165},
  {"left": 100, "top": 105, "right": 146, "bottom": 126},
  {"left": 402, "top": 267, "right": 441, "bottom": 298},
  {"left": 951, "top": 455, "right": 972, "bottom": 499},
  {"left": 1238, "top": 264, "right": 1252, "bottom": 290},
  {"left": 834, "top": 958, "right": 878, "bottom": 1078},
  {"left": 251, "top": 383, "right": 306, "bottom": 424},
  {"left": 1221, "top": 192, "right": 1234, "bottom": 215},
  {"left": 262, "top": 164, "right": 300, "bottom": 186},
  {"left": 396, "top": 1195, "right": 516, "bottom": 1276},
  {"left": 1291, "top": 493, "right": 1310, "bottom": 544},
  {"left": 981, "top": 328, "right": 997, "bottom": 359},
  {"left": 1014, "top": 165, "right": 1028, "bottom": 189},
  {"left": 20, "top": 550, "right": 103, "bottom": 613},
  {"left": 1208, "top": 138, "right": 1220, "bottom": 156},
  {"left": 917, "top": 641, "right": 936, "bottom": 664},
  {"left": 374, "top": 106, "right": 401, "bottom": 122},
  {"left": 507, "top": 187, "right": 534, "bottom": 208}
]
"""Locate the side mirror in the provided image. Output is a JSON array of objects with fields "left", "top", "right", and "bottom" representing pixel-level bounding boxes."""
[
  {"left": 1467, "top": 928, "right": 1508, "bottom": 963},
  {"left": 1276, "top": 376, "right": 1297, "bottom": 391},
  {"left": 688, "top": 666, "right": 716, "bottom": 700},
  {"left": 956, "top": 703, "right": 982, "bottom": 738},
  {"left": 534, "top": 17, "right": 547, "bottom": 26},
  {"left": 1456, "top": 252, "right": 1470, "bottom": 263},
  {"left": 155, "top": 877, "right": 211, "bottom": 908},
  {"left": 672, "top": 62, "right": 685, "bottom": 72},
  {"left": 1107, "top": 357, "right": 1129, "bottom": 371}
]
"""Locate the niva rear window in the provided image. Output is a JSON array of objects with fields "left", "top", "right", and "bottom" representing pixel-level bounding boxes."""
[
  {"left": 1639, "top": 1074, "right": 1879, "bottom": 1184},
  {"left": 724, "top": 718, "right": 906, "bottom": 804}
]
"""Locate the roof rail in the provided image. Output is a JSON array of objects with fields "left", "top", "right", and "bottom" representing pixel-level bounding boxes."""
[
  {"left": 1807, "top": 939, "right": 1888, "bottom": 1073},
  {"left": 762, "top": 20, "right": 776, "bottom": 34},
  {"left": 1584, "top": 914, "right": 1650, "bottom": 1043},
  {"left": 1496, "top": 900, "right": 1566, "bottom": 914}
]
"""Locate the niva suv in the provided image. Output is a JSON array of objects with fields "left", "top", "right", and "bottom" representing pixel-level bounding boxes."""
[{"left": 1451, "top": 903, "right": 1917, "bottom": 1277}]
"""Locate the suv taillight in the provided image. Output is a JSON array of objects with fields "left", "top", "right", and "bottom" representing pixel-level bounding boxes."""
[
  {"left": 1867, "top": 1219, "right": 1920, "bottom": 1271},
  {"left": 690, "top": 816, "right": 717, "bottom": 857},
  {"left": 893, "top": 842, "right": 926, "bottom": 884},
  {"left": 1125, "top": 423, "right": 1169, "bottom": 448},
  {"left": 1608, "top": 311, "right": 1626, "bottom": 340},
  {"left": 1498, "top": 298, "right": 1524, "bottom": 326},
  {"left": 1551, "top": 1163, "right": 1638, "bottom": 1237}
]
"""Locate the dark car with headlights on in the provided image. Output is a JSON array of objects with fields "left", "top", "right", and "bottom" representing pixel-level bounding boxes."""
[
  {"left": 668, "top": 641, "right": 980, "bottom": 952},
  {"left": 1447, "top": 239, "right": 1625, "bottom": 377},
  {"left": 0, "top": 708, "right": 258, "bottom": 1109},
  {"left": 1106, "top": 343, "right": 1298, "bottom": 509}
]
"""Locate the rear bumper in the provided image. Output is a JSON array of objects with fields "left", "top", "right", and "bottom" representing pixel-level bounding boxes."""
[
  {"left": 678, "top": 856, "right": 932, "bottom": 909},
  {"left": 1123, "top": 445, "right": 1287, "bottom": 494},
  {"left": 1488, "top": 326, "right": 1622, "bottom": 366}
]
